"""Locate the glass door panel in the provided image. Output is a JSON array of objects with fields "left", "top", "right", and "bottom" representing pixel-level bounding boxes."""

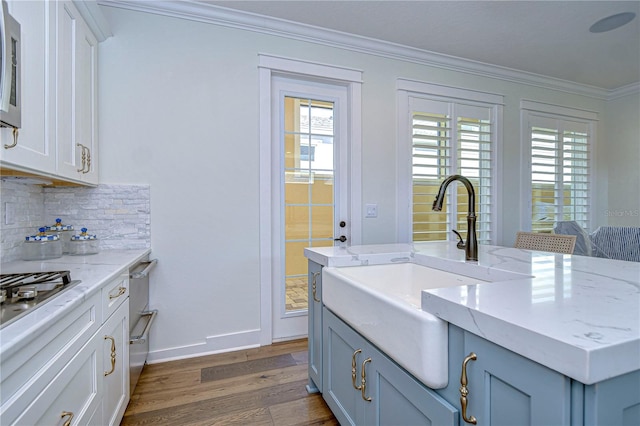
[{"left": 283, "top": 97, "right": 335, "bottom": 313}]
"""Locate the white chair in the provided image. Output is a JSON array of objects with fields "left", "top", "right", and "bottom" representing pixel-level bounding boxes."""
[{"left": 514, "top": 232, "right": 577, "bottom": 254}]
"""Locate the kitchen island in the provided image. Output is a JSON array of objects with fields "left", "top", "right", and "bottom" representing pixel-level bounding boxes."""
[
  {"left": 305, "top": 242, "right": 640, "bottom": 425},
  {"left": 0, "top": 249, "right": 151, "bottom": 426}
]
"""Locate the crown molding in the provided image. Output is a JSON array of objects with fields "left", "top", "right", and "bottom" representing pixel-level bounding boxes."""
[
  {"left": 74, "top": 0, "right": 113, "bottom": 42},
  {"left": 607, "top": 82, "right": 640, "bottom": 101},
  {"left": 99, "top": 0, "right": 633, "bottom": 100}
]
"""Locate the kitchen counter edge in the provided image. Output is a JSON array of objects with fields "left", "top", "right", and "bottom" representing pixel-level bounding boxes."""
[{"left": 0, "top": 249, "right": 151, "bottom": 359}]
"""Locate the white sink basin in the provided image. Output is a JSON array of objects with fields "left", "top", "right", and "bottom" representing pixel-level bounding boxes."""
[{"left": 322, "top": 261, "right": 527, "bottom": 389}]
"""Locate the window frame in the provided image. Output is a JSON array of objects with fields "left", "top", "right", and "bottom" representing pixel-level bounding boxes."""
[
  {"left": 397, "top": 79, "right": 504, "bottom": 244},
  {"left": 520, "top": 100, "right": 597, "bottom": 233}
]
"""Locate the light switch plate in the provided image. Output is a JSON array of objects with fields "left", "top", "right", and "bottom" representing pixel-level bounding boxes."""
[{"left": 365, "top": 203, "right": 378, "bottom": 218}]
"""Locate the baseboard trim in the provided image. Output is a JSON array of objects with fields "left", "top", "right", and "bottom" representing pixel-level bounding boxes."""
[{"left": 147, "top": 328, "right": 261, "bottom": 364}]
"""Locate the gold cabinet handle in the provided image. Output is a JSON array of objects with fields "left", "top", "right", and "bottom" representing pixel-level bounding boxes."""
[
  {"left": 360, "top": 357, "right": 372, "bottom": 402},
  {"left": 351, "top": 349, "right": 362, "bottom": 390},
  {"left": 104, "top": 335, "right": 116, "bottom": 376},
  {"left": 76, "top": 143, "right": 91, "bottom": 173},
  {"left": 84, "top": 146, "right": 91, "bottom": 174},
  {"left": 77, "top": 143, "right": 86, "bottom": 172},
  {"left": 460, "top": 352, "right": 477, "bottom": 424},
  {"left": 61, "top": 411, "right": 74, "bottom": 426},
  {"left": 311, "top": 271, "right": 321, "bottom": 303},
  {"left": 109, "top": 286, "right": 126, "bottom": 300},
  {"left": 4, "top": 127, "right": 18, "bottom": 149}
]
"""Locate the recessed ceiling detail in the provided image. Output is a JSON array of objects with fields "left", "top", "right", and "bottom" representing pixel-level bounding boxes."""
[{"left": 590, "top": 12, "right": 636, "bottom": 33}]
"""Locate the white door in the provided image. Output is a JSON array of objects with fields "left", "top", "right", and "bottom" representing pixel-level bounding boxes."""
[{"left": 270, "top": 76, "right": 350, "bottom": 340}]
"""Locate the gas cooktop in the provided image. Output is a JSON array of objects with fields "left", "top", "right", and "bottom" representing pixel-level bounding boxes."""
[{"left": 0, "top": 271, "right": 81, "bottom": 329}]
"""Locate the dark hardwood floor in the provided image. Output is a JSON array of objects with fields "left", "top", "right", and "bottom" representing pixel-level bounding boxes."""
[{"left": 120, "top": 339, "right": 338, "bottom": 426}]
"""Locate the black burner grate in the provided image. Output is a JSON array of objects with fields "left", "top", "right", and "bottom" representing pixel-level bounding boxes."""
[{"left": 0, "top": 271, "right": 72, "bottom": 290}]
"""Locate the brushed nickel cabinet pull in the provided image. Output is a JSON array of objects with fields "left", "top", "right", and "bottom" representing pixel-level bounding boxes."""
[
  {"left": 460, "top": 352, "right": 477, "bottom": 424},
  {"left": 312, "top": 271, "right": 321, "bottom": 303},
  {"left": 361, "top": 357, "right": 372, "bottom": 402},
  {"left": 3, "top": 127, "right": 18, "bottom": 149},
  {"left": 61, "top": 410, "right": 74, "bottom": 426},
  {"left": 109, "top": 286, "right": 126, "bottom": 300},
  {"left": 351, "top": 349, "right": 362, "bottom": 390},
  {"left": 104, "top": 335, "right": 116, "bottom": 376}
]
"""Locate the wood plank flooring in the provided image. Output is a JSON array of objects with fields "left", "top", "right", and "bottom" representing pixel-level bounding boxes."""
[{"left": 120, "top": 339, "right": 337, "bottom": 426}]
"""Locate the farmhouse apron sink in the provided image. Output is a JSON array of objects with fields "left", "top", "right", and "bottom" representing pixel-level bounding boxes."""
[{"left": 322, "top": 261, "right": 528, "bottom": 388}]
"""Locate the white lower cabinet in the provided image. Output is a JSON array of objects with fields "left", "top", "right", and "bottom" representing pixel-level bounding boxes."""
[
  {"left": 11, "top": 330, "right": 103, "bottom": 425},
  {"left": 0, "top": 275, "right": 131, "bottom": 426},
  {"left": 323, "top": 307, "right": 458, "bottom": 426},
  {"left": 102, "top": 300, "right": 130, "bottom": 426}
]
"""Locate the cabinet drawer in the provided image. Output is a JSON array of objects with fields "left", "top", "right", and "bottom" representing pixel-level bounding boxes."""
[
  {"left": 3, "top": 329, "right": 102, "bottom": 426},
  {"left": 0, "top": 291, "right": 101, "bottom": 406},
  {"left": 102, "top": 273, "right": 129, "bottom": 321}
]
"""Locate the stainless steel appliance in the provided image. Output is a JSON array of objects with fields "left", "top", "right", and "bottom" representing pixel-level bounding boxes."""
[
  {"left": 128, "top": 258, "right": 157, "bottom": 395},
  {"left": 0, "top": 0, "right": 21, "bottom": 129},
  {"left": 0, "top": 271, "right": 81, "bottom": 328}
]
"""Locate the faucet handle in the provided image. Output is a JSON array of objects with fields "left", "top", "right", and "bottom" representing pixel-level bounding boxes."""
[{"left": 452, "top": 230, "right": 466, "bottom": 249}]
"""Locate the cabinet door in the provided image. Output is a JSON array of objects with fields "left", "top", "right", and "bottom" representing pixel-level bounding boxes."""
[
  {"left": 55, "top": 0, "right": 98, "bottom": 184},
  {"left": 102, "top": 300, "right": 130, "bottom": 426},
  {"left": 366, "top": 343, "right": 458, "bottom": 426},
  {"left": 10, "top": 329, "right": 103, "bottom": 426},
  {"left": 0, "top": 1, "right": 55, "bottom": 173},
  {"left": 307, "top": 260, "right": 323, "bottom": 393},
  {"left": 324, "top": 307, "right": 458, "bottom": 426},
  {"left": 584, "top": 370, "right": 640, "bottom": 426},
  {"left": 463, "top": 332, "right": 571, "bottom": 426},
  {"left": 323, "top": 307, "right": 365, "bottom": 426}
]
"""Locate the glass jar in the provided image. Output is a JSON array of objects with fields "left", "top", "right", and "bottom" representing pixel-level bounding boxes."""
[
  {"left": 68, "top": 228, "right": 99, "bottom": 255},
  {"left": 22, "top": 228, "right": 63, "bottom": 260}
]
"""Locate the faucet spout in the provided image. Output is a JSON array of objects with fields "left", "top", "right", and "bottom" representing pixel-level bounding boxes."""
[{"left": 432, "top": 175, "right": 478, "bottom": 261}]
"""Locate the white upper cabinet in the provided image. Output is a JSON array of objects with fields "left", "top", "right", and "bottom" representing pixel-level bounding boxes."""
[
  {"left": 0, "top": 1, "right": 56, "bottom": 174},
  {"left": 0, "top": 0, "right": 107, "bottom": 185},
  {"left": 55, "top": 0, "right": 98, "bottom": 184}
]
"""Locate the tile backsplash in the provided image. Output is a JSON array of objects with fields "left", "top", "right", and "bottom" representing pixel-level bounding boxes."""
[{"left": 1, "top": 182, "right": 150, "bottom": 262}]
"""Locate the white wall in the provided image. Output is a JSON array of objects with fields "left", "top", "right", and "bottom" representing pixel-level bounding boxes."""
[
  {"left": 601, "top": 92, "right": 640, "bottom": 226},
  {"left": 97, "top": 6, "right": 636, "bottom": 361}
]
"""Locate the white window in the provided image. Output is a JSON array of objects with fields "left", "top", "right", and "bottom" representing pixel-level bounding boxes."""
[
  {"left": 521, "top": 101, "right": 596, "bottom": 232},
  {"left": 398, "top": 80, "right": 503, "bottom": 244}
]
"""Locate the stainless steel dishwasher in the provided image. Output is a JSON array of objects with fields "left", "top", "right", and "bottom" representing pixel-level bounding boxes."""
[{"left": 129, "top": 257, "right": 158, "bottom": 395}]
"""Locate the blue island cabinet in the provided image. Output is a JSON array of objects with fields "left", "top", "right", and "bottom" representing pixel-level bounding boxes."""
[
  {"left": 323, "top": 307, "right": 458, "bottom": 426},
  {"left": 458, "top": 328, "right": 640, "bottom": 426},
  {"left": 307, "top": 260, "right": 323, "bottom": 393},
  {"left": 461, "top": 330, "right": 571, "bottom": 425}
]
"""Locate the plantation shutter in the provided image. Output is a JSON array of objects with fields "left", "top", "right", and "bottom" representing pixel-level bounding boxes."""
[
  {"left": 529, "top": 115, "right": 590, "bottom": 232},
  {"left": 456, "top": 104, "right": 493, "bottom": 243},
  {"left": 412, "top": 99, "right": 451, "bottom": 241},
  {"left": 411, "top": 98, "right": 494, "bottom": 243}
]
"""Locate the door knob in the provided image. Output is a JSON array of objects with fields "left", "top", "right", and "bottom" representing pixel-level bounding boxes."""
[{"left": 334, "top": 236, "right": 347, "bottom": 243}]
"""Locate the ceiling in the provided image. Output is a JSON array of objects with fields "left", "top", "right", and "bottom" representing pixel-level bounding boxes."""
[{"left": 205, "top": 0, "right": 640, "bottom": 90}]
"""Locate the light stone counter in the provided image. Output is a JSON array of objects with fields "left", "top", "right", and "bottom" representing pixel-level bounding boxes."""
[
  {"left": 306, "top": 241, "right": 640, "bottom": 385},
  {"left": 0, "top": 249, "right": 151, "bottom": 359}
]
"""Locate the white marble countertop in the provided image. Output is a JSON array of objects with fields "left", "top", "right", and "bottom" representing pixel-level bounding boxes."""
[
  {"left": 0, "top": 249, "right": 151, "bottom": 359},
  {"left": 306, "top": 242, "right": 640, "bottom": 385}
]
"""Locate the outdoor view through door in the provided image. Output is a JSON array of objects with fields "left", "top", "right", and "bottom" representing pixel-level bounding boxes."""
[{"left": 284, "top": 97, "right": 335, "bottom": 313}]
